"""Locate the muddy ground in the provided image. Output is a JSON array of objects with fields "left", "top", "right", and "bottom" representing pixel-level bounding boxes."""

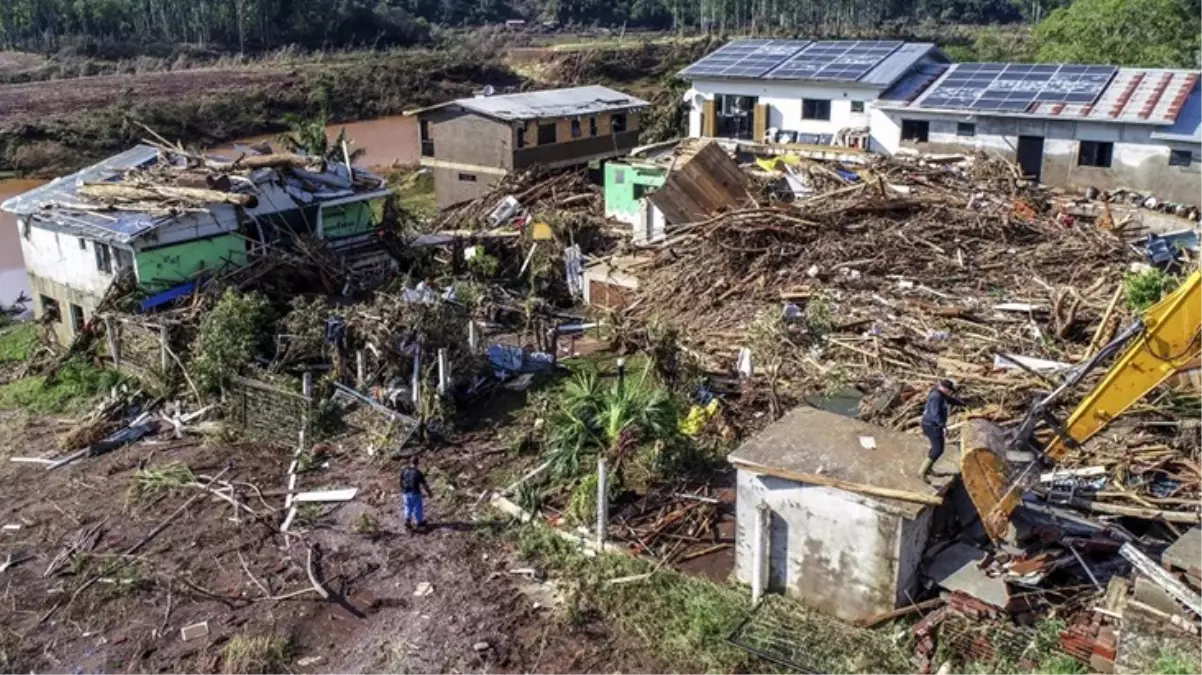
[{"left": 0, "top": 410, "right": 684, "bottom": 673}]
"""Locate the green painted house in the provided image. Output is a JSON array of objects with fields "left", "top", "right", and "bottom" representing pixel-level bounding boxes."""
[
  {"left": 603, "top": 157, "right": 669, "bottom": 245},
  {"left": 2, "top": 144, "right": 392, "bottom": 343}
]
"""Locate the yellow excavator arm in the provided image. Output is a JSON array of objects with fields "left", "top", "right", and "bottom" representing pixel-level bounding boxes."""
[{"left": 962, "top": 269, "right": 1202, "bottom": 540}]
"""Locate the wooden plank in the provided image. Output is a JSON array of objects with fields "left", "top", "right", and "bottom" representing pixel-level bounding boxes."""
[
  {"left": 292, "top": 488, "right": 359, "bottom": 503},
  {"left": 1120, "top": 543, "right": 1202, "bottom": 616},
  {"left": 702, "top": 100, "right": 716, "bottom": 137},
  {"left": 731, "top": 460, "right": 943, "bottom": 506},
  {"left": 753, "top": 103, "right": 768, "bottom": 143}
]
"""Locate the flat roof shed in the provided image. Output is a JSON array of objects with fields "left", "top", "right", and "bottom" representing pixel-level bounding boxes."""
[{"left": 727, "top": 406, "right": 956, "bottom": 622}]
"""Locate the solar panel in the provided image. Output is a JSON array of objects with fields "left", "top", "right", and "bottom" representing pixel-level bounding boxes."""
[
  {"left": 766, "top": 40, "right": 904, "bottom": 82},
  {"left": 679, "top": 40, "right": 811, "bottom": 79},
  {"left": 918, "top": 62, "right": 1118, "bottom": 113}
]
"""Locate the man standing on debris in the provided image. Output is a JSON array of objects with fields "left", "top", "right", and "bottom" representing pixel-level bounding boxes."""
[
  {"left": 919, "top": 379, "right": 966, "bottom": 481},
  {"left": 401, "top": 455, "right": 433, "bottom": 530}
]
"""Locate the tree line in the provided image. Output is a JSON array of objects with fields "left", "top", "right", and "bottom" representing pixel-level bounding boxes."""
[
  {"left": 0, "top": 0, "right": 1196, "bottom": 68},
  {"left": 0, "top": 0, "right": 1037, "bottom": 53}
]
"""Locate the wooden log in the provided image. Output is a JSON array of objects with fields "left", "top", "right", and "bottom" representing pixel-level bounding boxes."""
[
  {"left": 81, "top": 182, "right": 257, "bottom": 208},
  {"left": 205, "top": 153, "right": 320, "bottom": 172},
  {"left": 731, "top": 460, "right": 943, "bottom": 506},
  {"left": 860, "top": 596, "right": 946, "bottom": 628},
  {"left": 1076, "top": 499, "right": 1202, "bottom": 524}
]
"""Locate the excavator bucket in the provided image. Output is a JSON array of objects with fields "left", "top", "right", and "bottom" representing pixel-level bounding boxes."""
[{"left": 960, "top": 418, "right": 1023, "bottom": 540}]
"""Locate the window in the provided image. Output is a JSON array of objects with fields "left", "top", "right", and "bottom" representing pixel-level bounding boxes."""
[
  {"left": 611, "top": 113, "right": 628, "bottom": 133},
  {"left": 114, "top": 248, "right": 133, "bottom": 270},
  {"left": 516, "top": 125, "right": 527, "bottom": 149},
  {"left": 457, "top": 173, "right": 477, "bottom": 182},
  {"left": 1077, "top": 140, "right": 1113, "bottom": 168},
  {"left": 589, "top": 117, "right": 598, "bottom": 137},
  {"left": 901, "top": 120, "right": 930, "bottom": 143},
  {"left": 570, "top": 119, "right": 582, "bottom": 138},
  {"left": 957, "top": 122, "right": 976, "bottom": 137},
  {"left": 850, "top": 101, "right": 865, "bottom": 113},
  {"left": 613, "top": 168, "right": 625, "bottom": 184},
  {"left": 39, "top": 295, "right": 60, "bottom": 323},
  {"left": 78, "top": 237, "right": 87, "bottom": 250},
  {"left": 537, "top": 123, "right": 557, "bottom": 145},
  {"left": 633, "top": 184, "right": 651, "bottom": 200},
  {"left": 420, "top": 120, "right": 434, "bottom": 157},
  {"left": 1169, "top": 149, "right": 1194, "bottom": 167},
  {"left": 69, "top": 304, "right": 85, "bottom": 335},
  {"left": 94, "top": 242, "right": 112, "bottom": 274},
  {"left": 802, "top": 99, "right": 831, "bottom": 121}
]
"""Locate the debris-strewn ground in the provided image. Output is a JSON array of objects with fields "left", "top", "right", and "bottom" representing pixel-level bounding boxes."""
[{"left": 0, "top": 421, "right": 679, "bottom": 674}]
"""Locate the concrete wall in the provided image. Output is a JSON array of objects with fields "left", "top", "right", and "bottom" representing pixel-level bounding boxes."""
[
  {"left": 425, "top": 110, "right": 513, "bottom": 171},
  {"left": 734, "top": 469, "right": 927, "bottom": 622},
  {"left": 875, "top": 111, "right": 1202, "bottom": 204},
  {"left": 686, "top": 78, "right": 879, "bottom": 144},
  {"left": 433, "top": 167, "right": 504, "bottom": 210}
]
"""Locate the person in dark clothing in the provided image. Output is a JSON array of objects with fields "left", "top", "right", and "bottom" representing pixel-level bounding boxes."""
[
  {"left": 919, "top": 379, "right": 966, "bottom": 481},
  {"left": 401, "top": 456, "right": 433, "bottom": 529}
]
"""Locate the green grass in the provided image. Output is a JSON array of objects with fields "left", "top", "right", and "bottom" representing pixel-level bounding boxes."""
[
  {"left": 390, "top": 168, "right": 437, "bottom": 221},
  {"left": 0, "top": 324, "right": 37, "bottom": 364},
  {"left": 513, "top": 523, "right": 754, "bottom": 672},
  {"left": 221, "top": 635, "right": 290, "bottom": 674},
  {"left": 1153, "top": 647, "right": 1202, "bottom": 675},
  {"left": 0, "top": 359, "right": 122, "bottom": 414}
]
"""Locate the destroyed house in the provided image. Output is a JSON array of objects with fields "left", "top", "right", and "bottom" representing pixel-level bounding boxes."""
[
  {"left": 875, "top": 64, "right": 1202, "bottom": 205},
  {"left": 728, "top": 406, "right": 955, "bottom": 623},
  {"left": 678, "top": 39, "right": 949, "bottom": 150},
  {"left": 409, "top": 85, "right": 649, "bottom": 210},
  {"left": 1, "top": 144, "right": 392, "bottom": 345}
]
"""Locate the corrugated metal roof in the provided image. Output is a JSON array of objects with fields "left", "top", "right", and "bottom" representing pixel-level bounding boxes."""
[
  {"left": 860, "top": 42, "right": 945, "bottom": 88},
  {"left": 417, "top": 85, "right": 649, "bottom": 122},
  {"left": 888, "top": 64, "right": 1201, "bottom": 127},
  {"left": 1, "top": 144, "right": 388, "bottom": 245},
  {"left": 1, "top": 144, "right": 165, "bottom": 243},
  {"left": 1151, "top": 84, "right": 1200, "bottom": 142}
]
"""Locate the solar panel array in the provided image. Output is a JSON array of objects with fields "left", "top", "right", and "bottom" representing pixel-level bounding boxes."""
[
  {"left": 919, "top": 63, "right": 1119, "bottom": 112},
  {"left": 766, "top": 41, "right": 904, "bottom": 82},
  {"left": 679, "top": 39, "right": 811, "bottom": 79}
]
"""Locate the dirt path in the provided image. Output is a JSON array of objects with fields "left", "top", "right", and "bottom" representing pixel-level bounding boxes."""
[{"left": 0, "top": 418, "right": 666, "bottom": 673}]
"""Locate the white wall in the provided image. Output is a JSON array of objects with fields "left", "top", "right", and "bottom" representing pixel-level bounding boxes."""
[
  {"left": 18, "top": 222, "right": 129, "bottom": 297},
  {"left": 875, "top": 110, "right": 1202, "bottom": 204},
  {"left": 734, "top": 469, "right": 928, "bottom": 622},
  {"left": 687, "top": 78, "right": 878, "bottom": 142}
]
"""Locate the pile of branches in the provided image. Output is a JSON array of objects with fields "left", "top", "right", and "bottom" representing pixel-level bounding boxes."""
[
  {"left": 631, "top": 160, "right": 1143, "bottom": 428},
  {"left": 435, "top": 167, "right": 604, "bottom": 231}
]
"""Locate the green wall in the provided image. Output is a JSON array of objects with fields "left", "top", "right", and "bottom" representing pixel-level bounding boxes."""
[
  {"left": 135, "top": 234, "right": 248, "bottom": 290},
  {"left": 604, "top": 162, "right": 667, "bottom": 219},
  {"left": 322, "top": 199, "right": 385, "bottom": 240}
]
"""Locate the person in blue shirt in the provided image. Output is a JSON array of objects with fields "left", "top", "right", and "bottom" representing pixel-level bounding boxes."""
[
  {"left": 401, "top": 455, "right": 433, "bottom": 530},
  {"left": 919, "top": 379, "right": 965, "bottom": 481}
]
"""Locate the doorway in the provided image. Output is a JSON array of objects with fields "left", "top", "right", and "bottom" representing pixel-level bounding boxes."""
[
  {"left": 715, "top": 94, "right": 758, "bottom": 140},
  {"left": 1017, "top": 135, "right": 1044, "bottom": 181},
  {"left": 768, "top": 511, "right": 789, "bottom": 592}
]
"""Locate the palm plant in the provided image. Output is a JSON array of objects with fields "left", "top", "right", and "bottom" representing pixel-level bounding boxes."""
[{"left": 279, "top": 113, "right": 366, "bottom": 164}]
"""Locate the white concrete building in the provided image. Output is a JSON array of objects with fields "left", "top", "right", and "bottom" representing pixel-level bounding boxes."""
[
  {"left": 679, "top": 40, "right": 948, "bottom": 153},
  {"left": 875, "top": 66, "right": 1202, "bottom": 205},
  {"left": 727, "top": 406, "right": 955, "bottom": 623},
  {"left": 678, "top": 40, "right": 1202, "bottom": 204}
]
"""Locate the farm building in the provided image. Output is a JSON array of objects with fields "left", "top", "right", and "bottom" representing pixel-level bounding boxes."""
[
  {"left": 728, "top": 406, "right": 956, "bottom": 623},
  {"left": 0, "top": 144, "right": 392, "bottom": 344},
  {"left": 678, "top": 40, "right": 1202, "bottom": 204},
  {"left": 408, "top": 85, "right": 649, "bottom": 210}
]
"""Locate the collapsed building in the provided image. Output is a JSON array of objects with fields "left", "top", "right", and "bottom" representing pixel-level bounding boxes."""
[{"left": 0, "top": 144, "right": 392, "bottom": 344}]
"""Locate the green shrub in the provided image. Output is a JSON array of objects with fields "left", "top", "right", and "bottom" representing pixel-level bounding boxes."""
[
  {"left": 0, "top": 359, "right": 121, "bottom": 414},
  {"left": 1125, "top": 268, "right": 1177, "bottom": 312},
  {"left": 191, "top": 290, "right": 272, "bottom": 394}
]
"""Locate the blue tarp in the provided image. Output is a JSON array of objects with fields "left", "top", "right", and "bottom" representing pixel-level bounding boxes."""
[{"left": 140, "top": 280, "right": 198, "bottom": 312}]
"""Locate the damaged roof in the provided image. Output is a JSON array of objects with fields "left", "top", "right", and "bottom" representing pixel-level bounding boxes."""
[
  {"left": 883, "top": 64, "right": 1201, "bottom": 126},
  {"left": 727, "top": 405, "right": 951, "bottom": 515},
  {"left": 408, "top": 85, "right": 649, "bottom": 122},
  {"left": 1, "top": 144, "right": 386, "bottom": 245}
]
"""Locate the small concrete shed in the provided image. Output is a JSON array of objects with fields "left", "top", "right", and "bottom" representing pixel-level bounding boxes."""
[{"left": 728, "top": 406, "right": 955, "bottom": 623}]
